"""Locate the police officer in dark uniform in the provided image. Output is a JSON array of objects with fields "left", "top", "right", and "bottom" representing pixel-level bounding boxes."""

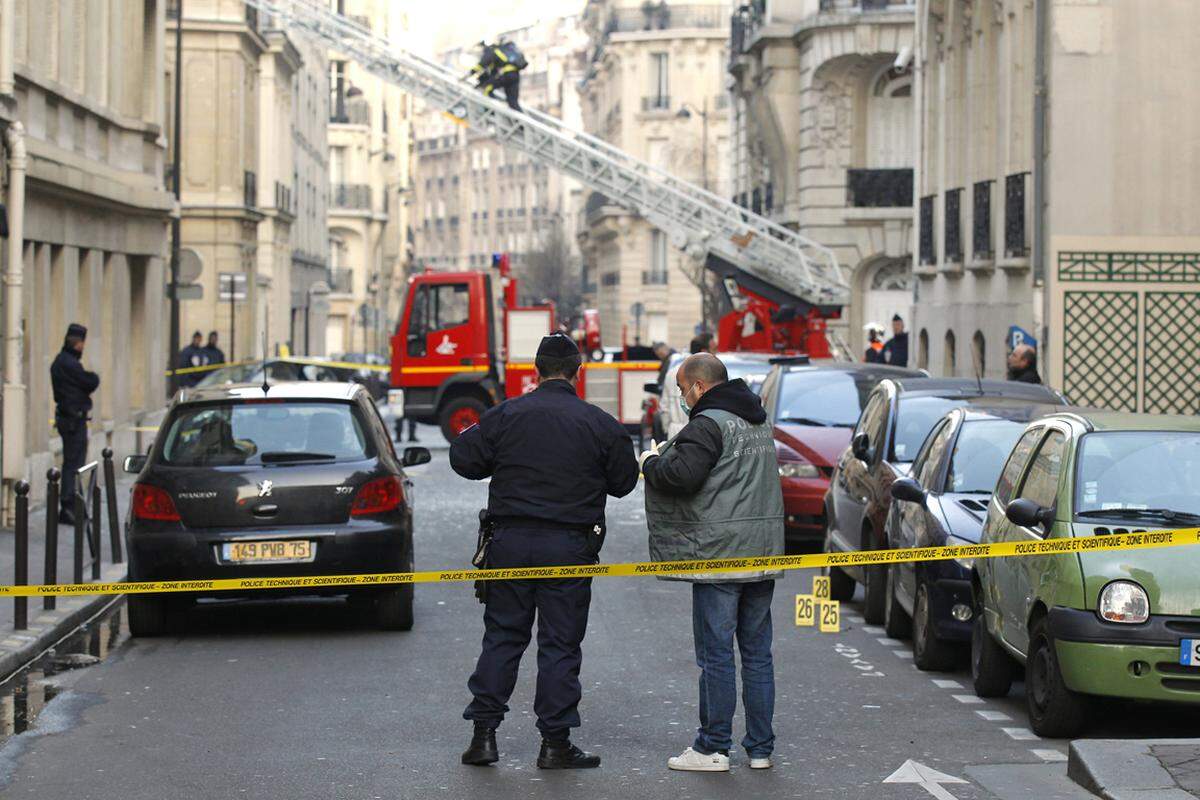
[
  {"left": 451, "top": 333, "right": 639, "bottom": 769},
  {"left": 50, "top": 323, "right": 100, "bottom": 525}
]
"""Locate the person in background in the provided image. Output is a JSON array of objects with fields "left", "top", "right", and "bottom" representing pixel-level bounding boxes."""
[
  {"left": 689, "top": 332, "right": 717, "bottom": 355},
  {"left": 640, "top": 353, "right": 785, "bottom": 772},
  {"left": 652, "top": 341, "right": 676, "bottom": 389},
  {"left": 1006, "top": 344, "right": 1041, "bottom": 384},
  {"left": 176, "top": 331, "right": 210, "bottom": 388},
  {"left": 50, "top": 324, "right": 100, "bottom": 526},
  {"left": 203, "top": 331, "right": 226, "bottom": 366},
  {"left": 882, "top": 315, "right": 908, "bottom": 367},
  {"left": 864, "top": 329, "right": 884, "bottom": 363}
]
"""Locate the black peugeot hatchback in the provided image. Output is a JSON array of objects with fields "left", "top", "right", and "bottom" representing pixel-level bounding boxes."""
[{"left": 123, "top": 381, "right": 430, "bottom": 636}]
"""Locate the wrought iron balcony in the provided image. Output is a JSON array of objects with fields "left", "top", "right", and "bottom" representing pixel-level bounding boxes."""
[
  {"left": 846, "top": 168, "right": 913, "bottom": 208},
  {"left": 641, "top": 95, "right": 671, "bottom": 112},
  {"left": 642, "top": 271, "right": 669, "bottom": 286},
  {"left": 972, "top": 180, "right": 993, "bottom": 260},
  {"left": 821, "top": 0, "right": 906, "bottom": 10},
  {"left": 919, "top": 195, "right": 936, "bottom": 266},
  {"left": 274, "top": 181, "right": 293, "bottom": 214},
  {"left": 331, "top": 183, "right": 372, "bottom": 210},
  {"left": 944, "top": 188, "right": 963, "bottom": 263},
  {"left": 1004, "top": 172, "right": 1029, "bottom": 258}
]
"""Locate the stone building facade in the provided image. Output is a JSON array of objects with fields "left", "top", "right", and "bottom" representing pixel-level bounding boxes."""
[
  {"left": 578, "top": 0, "right": 732, "bottom": 350},
  {"left": 912, "top": 0, "right": 1200, "bottom": 406},
  {"left": 728, "top": 0, "right": 915, "bottom": 359},
  {"left": 326, "top": 0, "right": 412, "bottom": 358},
  {"left": 0, "top": 0, "right": 174, "bottom": 509}
]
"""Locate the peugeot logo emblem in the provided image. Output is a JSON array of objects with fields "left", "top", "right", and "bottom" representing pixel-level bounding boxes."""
[{"left": 257, "top": 480, "right": 273, "bottom": 498}]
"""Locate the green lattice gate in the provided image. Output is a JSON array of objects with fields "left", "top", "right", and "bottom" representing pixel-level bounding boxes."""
[{"left": 1062, "top": 291, "right": 1138, "bottom": 411}]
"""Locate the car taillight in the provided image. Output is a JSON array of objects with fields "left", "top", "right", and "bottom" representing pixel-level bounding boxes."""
[
  {"left": 132, "top": 484, "right": 180, "bottom": 521},
  {"left": 351, "top": 476, "right": 402, "bottom": 516}
]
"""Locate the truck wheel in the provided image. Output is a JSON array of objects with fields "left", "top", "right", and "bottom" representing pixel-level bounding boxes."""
[
  {"left": 439, "top": 397, "right": 487, "bottom": 441},
  {"left": 971, "top": 612, "right": 1014, "bottom": 697},
  {"left": 375, "top": 584, "right": 414, "bottom": 631},
  {"left": 1026, "top": 617, "right": 1089, "bottom": 737}
]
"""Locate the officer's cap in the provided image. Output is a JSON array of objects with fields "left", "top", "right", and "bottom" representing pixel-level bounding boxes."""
[
  {"left": 66, "top": 323, "right": 87, "bottom": 340},
  {"left": 537, "top": 332, "right": 580, "bottom": 359}
]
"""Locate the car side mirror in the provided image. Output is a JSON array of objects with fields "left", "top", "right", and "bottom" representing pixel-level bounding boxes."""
[
  {"left": 1006, "top": 498, "right": 1054, "bottom": 530},
  {"left": 890, "top": 477, "right": 926, "bottom": 505},
  {"left": 123, "top": 454, "right": 148, "bottom": 474},
  {"left": 643, "top": 382, "right": 661, "bottom": 396},
  {"left": 402, "top": 446, "right": 431, "bottom": 468},
  {"left": 851, "top": 432, "right": 871, "bottom": 461}
]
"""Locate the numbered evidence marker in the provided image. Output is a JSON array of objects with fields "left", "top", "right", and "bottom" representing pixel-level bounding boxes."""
[
  {"left": 812, "top": 575, "right": 830, "bottom": 601},
  {"left": 819, "top": 600, "right": 841, "bottom": 633},
  {"left": 795, "top": 594, "right": 815, "bottom": 626}
]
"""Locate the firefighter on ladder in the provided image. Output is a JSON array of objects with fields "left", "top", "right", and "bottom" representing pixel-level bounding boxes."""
[{"left": 469, "top": 39, "right": 526, "bottom": 112}]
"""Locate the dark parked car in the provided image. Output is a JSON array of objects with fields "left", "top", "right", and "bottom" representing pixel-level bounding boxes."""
[
  {"left": 823, "top": 378, "right": 1067, "bottom": 623},
  {"left": 122, "top": 381, "right": 430, "bottom": 636},
  {"left": 883, "top": 404, "right": 1060, "bottom": 669},
  {"left": 756, "top": 360, "right": 923, "bottom": 548},
  {"left": 334, "top": 352, "right": 392, "bottom": 400}
]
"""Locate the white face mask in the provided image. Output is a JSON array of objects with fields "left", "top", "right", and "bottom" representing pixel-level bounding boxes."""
[{"left": 679, "top": 382, "right": 699, "bottom": 415}]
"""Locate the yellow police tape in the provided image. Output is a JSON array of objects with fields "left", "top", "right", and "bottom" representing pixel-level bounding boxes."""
[
  {"left": 166, "top": 356, "right": 389, "bottom": 377},
  {"left": 0, "top": 527, "right": 1195, "bottom": 598}
]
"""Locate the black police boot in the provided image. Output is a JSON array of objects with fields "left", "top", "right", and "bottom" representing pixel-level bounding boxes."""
[
  {"left": 537, "top": 738, "right": 601, "bottom": 769},
  {"left": 58, "top": 507, "right": 75, "bottom": 526},
  {"left": 461, "top": 722, "right": 499, "bottom": 766}
]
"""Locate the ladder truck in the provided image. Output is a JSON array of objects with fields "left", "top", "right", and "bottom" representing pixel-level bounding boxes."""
[{"left": 241, "top": 0, "right": 853, "bottom": 438}]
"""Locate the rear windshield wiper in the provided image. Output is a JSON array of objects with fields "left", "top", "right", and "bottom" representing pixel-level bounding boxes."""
[
  {"left": 259, "top": 451, "right": 337, "bottom": 463},
  {"left": 1076, "top": 508, "right": 1200, "bottom": 523}
]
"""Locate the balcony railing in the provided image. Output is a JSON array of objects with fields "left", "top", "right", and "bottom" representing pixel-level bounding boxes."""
[
  {"left": 972, "top": 180, "right": 993, "bottom": 260},
  {"left": 604, "top": 4, "right": 727, "bottom": 36},
  {"left": 846, "top": 168, "right": 913, "bottom": 207},
  {"left": 243, "top": 170, "right": 257, "bottom": 209},
  {"left": 331, "top": 183, "right": 371, "bottom": 210},
  {"left": 328, "top": 268, "right": 353, "bottom": 294},
  {"left": 944, "top": 188, "right": 963, "bottom": 264},
  {"left": 642, "top": 270, "right": 669, "bottom": 285},
  {"left": 919, "top": 195, "right": 936, "bottom": 265},
  {"left": 820, "top": 0, "right": 908, "bottom": 10},
  {"left": 1004, "top": 172, "right": 1029, "bottom": 258},
  {"left": 641, "top": 95, "right": 671, "bottom": 112},
  {"left": 600, "top": 272, "right": 620, "bottom": 287},
  {"left": 332, "top": 98, "right": 370, "bottom": 125}
]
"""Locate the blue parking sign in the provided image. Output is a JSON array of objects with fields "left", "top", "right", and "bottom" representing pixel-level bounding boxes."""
[{"left": 1009, "top": 325, "right": 1038, "bottom": 352}]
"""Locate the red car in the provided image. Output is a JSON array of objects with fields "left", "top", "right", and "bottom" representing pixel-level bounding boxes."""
[{"left": 757, "top": 360, "right": 924, "bottom": 549}]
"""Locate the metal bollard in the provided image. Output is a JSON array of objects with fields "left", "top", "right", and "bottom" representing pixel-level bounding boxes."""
[
  {"left": 102, "top": 449, "right": 123, "bottom": 563},
  {"left": 73, "top": 490, "right": 84, "bottom": 586},
  {"left": 44, "top": 468, "right": 59, "bottom": 611},
  {"left": 90, "top": 477, "right": 102, "bottom": 580},
  {"left": 13, "top": 481, "right": 29, "bottom": 630}
]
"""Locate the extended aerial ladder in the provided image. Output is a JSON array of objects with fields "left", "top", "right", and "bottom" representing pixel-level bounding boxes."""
[{"left": 242, "top": 0, "right": 851, "bottom": 332}]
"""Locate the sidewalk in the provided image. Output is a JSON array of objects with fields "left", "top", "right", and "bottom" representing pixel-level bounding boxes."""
[
  {"left": 1070, "top": 739, "right": 1200, "bottom": 799},
  {"left": 0, "top": 469, "right": 134, "bottom": 679}
]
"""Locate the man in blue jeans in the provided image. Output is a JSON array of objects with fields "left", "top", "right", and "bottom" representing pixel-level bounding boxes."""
[{"left": 640, "top": 353, "right": 785, "bottom": 772}]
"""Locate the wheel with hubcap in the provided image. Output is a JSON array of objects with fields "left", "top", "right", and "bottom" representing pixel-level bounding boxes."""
[
  {"left": 1026, "top": 617, "right": 1089, "bottom": 737},
  {"left": 883, "top": 565, "right": 911, "bottom": 639},
  {"left": 971, "top": 610, "right": 1014, "bottom": 697},
  {"left": 913, "top": 580, "right": 958, "bottom": 671},
  {"left": 439, "top": 397, "right": 487, "bottom": 442}
]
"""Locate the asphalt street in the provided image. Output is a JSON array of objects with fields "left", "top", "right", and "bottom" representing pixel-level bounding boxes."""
[{"left": 0, "top": 430, "right": 1196, "bottom": 799}]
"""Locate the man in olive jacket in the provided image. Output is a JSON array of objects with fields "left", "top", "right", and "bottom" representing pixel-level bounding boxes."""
[{"left": 640, "top": 353, "right": 784, "bottom": 773}]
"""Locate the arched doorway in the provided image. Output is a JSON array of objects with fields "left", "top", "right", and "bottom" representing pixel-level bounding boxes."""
[
  {"left": 862, "top": 258, "right": 912, "bottom": 335},
  {"left": 944, "top": 330, "right": 957, "bottom": 377}
]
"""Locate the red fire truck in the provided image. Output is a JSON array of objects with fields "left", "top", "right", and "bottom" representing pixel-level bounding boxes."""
[{"left": 390, "top": 254, "right": 660, "bottom": 441}]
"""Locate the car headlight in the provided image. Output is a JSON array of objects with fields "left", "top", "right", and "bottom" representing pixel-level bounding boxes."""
[
  {"left": 1098, "top": 580, "right": 1150, "bottom": 624},
  {"left": 779, "top": 460, "right": 819, "bottom": 479}
]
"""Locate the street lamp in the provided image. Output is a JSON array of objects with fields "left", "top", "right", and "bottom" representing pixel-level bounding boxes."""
[{"left": 676, "top": 98, "right": 710, "bottom": 191}]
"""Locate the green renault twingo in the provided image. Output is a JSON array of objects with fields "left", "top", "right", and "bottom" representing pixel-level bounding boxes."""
[{"left": 972, "top": 410, "right": 1200, "bottom": 737}]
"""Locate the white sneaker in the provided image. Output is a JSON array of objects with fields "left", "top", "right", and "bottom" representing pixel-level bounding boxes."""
[
  {"left": 668, "top": 747, "right": 730, "bottom": 772},
  {"left": 749, "top": 756, "right": 772, "bottom": 769}
]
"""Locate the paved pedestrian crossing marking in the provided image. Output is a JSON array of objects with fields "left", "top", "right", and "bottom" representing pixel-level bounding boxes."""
[
  {"left": 1002, "top": 727, "right": 1039, "bottom": 741},
  {"left": 975, "top": 710, "right": 1011, "bottom": 721}
]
